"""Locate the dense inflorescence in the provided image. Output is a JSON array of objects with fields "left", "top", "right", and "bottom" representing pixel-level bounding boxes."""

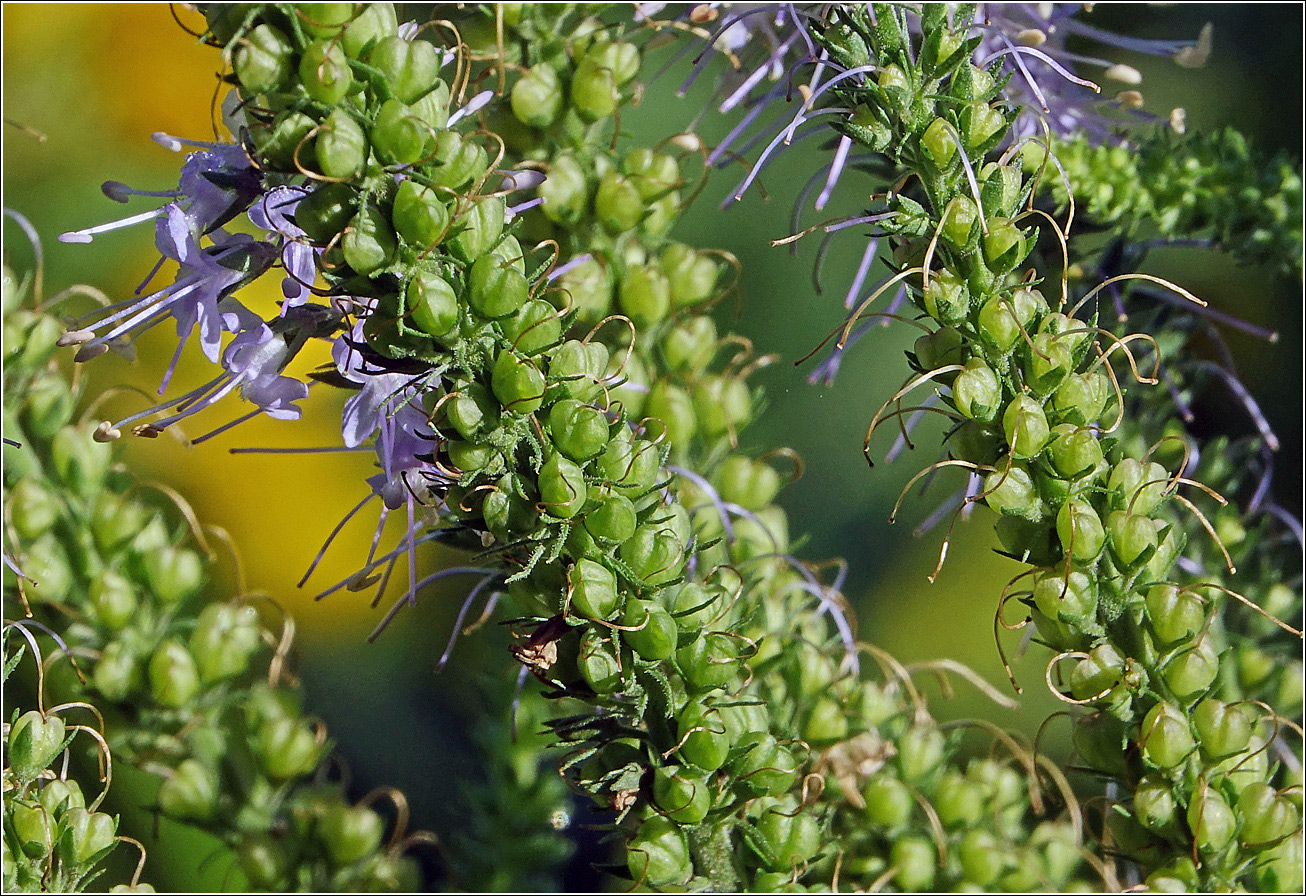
[
  {"left": 2, "top": 244, "right": 439, "bottom": 890},
  {"left": 18, "top": 2, "right": 1302, "bottom": 892},
  {"left": 735, "top": 4, "right": 1303, "bottom": 889}
]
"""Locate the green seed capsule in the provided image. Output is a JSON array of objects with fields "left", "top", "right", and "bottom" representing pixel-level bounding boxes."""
[
  {"left": 1107, "top": 510, "right": 1158, "bottom": 568},
  {"left": 620, "top": 598, "right": 677, "bottom": 660},
  {"left": 982, "top": 217, "right": 1027, "bottom": 274},
  {"left": 538, "top": 154, "right": 589, "bottom": 226},
  {"left": 692, "top": 377, "right": 752, "bottom": 439},
  {"left": 1140, "top": 702, "right": 1195, "bottom": 769},
  {"left": 676, "top": 701, "right": 734, "bottom": 771},
  {"left": 620, "top": 523, "right": 684, "bottom": 586},
  {"left": 300, "top": 39, "right": 354, "bottom": 105},
  {"left": 897, "top": 725, "right": 945, "bottom": 784},
  {"left": 952, "top": 359, "right": 1000, "bottom": 420},
  {"left": 1145, "top": 583, "right": 1206, "bottom": 645},
  {"left": 735, "top": 736, "right": 797, "bottom": 798},
  {"left": 296, "top": 3, "right": 353, "bottom": 37},
  {"left": 253, "top": 717, "right": 322, "bottom": 780},
  {"left": 713, "top": 455, "right": 780, "bottom": 511},
  {"left": 940, "top": 194, "right": 980, "bottom": 248},
  {"left": 983, "top": 462, "right": 1041, "bottom": 518},
  {"left": 601, "top": 433, "right": 660, "bottom": 495},
  {"left": 538, "top": 454, "right": 587, "bottom": 519},
  {"left": 1193, "top": 699, "right": 1252, "bottom": 760},
  {"left": 447, "top": 439, "right": 499, "bottom": 475},
  {"left": 1048, "top": 424, "right": 1103, "bottom": 479},
  {"left": 340, "top": 2, "right": 398, "bottom": 57},
  {"left": 890, "top": 835, "right": 937, "bottom": 891},
  {"left": 233, "top": 23, "right": 293, "bottom": 94},
  {"left": 569, "top": 559, "right": 619, "bottom": 620},
  {"left": 93, "top": 641, "right": 139, "bottom": 702},
  {"left": 652, "top": 767, "right": 711, "bottom": 824},
  {"left": 511, "top": 64, "right": 563, "bottom": 128},
  {"left": 148, "top": 639, "right": 200, "bottom": 708},
  {"left": 1134, "top": 774, "right": 1178, "bottom": 834},
  {"left": 405, "top": 271, "right": 458, "bottom": 338},
  {"left": 157, "top": 758, "right": 218, "bottom": 821},
  {"left": 7, "top": 711, "right": 66, "bottom": 782},
  {"left": 677, "top": 632, "right": 739, "bottom": 691},
  {"left": 450, "top": 197, "right": 507, "bottom": 265},
  {"left": 317, "top": 804, "right": 385, "bottom": 865},
  {"left": 1162, "top": 638, "right": 1219, "bottom": 703},
  {"left": 296, "top": 182, "right": 356, "bottom": 244},
  {"left": 238, "top": 834, "right": 289, "bottom": 889},
  {"left": 584, "top": 489, "right": 638, "bottom": 545},
  {"left": 548, "top": 339, "right": 609, "bottom": 403},
  {"left": 627, "top": 816, "right": 691, "bottom": 887},
  {"left": 427, "top": 131, "right": 489, "bottom": 191},
  {"left": 469, "top": 256, "right": 529, "bottom": 320},
  {"left": 660, "top": 316, "right": 717, "bottom": 373},
  {"left": 37, "top": 778, "right": 85, "bottom": 820},
  {"left": 961, "top": 100, "right": 1006, "bottom": 153},
  {"left": 1238, "top": 782, "right": 1299, "bottom": 846},
  {"left": 1055, "top": 499, "right": 1106, "bottom": 561},
  {"left": 1052, "top": 369, "right": 1110, "bottom": 425},
  {"left": 616, "top": 264, "right": 671, "bottom": 329},
  {"left": 1002, "top": 395, "right": 1050, "bottom": 459},
  {"left": 365, "top": 35, "right": 441, "bottom": 104},
  {"left": 570, "top": 60, "right": 617, "bottom": 120},
  {"left": 1108, "top": 458, "right": 1170, "bottom": 515},
  {"left": 342, "top": 205, "right": 397, "bottom": 275},
  {"left": 861, "top": 776, "right": 913, "bottom": 832},
  {"left": 316, "top": 108, "right": 368, "bottom": 180},
  {"left": 57, "top": 807, "right": 116, "bottom": 867},
  {"left": 920, "top": 116, "right": 957, "bottom": 170},
  {"left": 578, "top": 628, "right": 623, "bottom": 692},
  {"left": 11, "top": 801, "right": 52, "bottom": 858},
  {"left": 1025, "top": 332, "right": 1075, "bottom": 395},
  {"left": 624, "top": 147, "right": 679, "bottom": 200},
  {"left": 644, "top": 381, "right": 696, "bottom": 450},
  {"left": 502, "top": 299, "right": 562, "bottom": 355},
  {"left": 371, "top": 99, "right": 430, "bottom": 165},
  {"left": 659, "top": 243, "right": 717, "bottom": 309},
  {"left": 1188, "top": 783, "right": 1237, "bottom": 852},
  {"left": 548, "top": 400, "right": 609, "bottom": 462}
]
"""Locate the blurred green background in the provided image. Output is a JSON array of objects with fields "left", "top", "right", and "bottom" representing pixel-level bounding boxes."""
[{"left": 3, "top": 4, "right": 1301, "bottom": 889}]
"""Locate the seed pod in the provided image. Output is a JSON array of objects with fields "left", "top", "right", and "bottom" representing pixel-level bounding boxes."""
[
  {"left": 595, "top": 171, "right": 643, "bottom": 234},
  {"left": 897, "top": 725, "right": 946, "bottom": 784},
  {"left": 624, "top": 147, "right": 679, "bottom": 201},
  {"left": 1032, "top": 569, "right": 1097, "bottom": 625},
  {"left": 511, "top": 64, "right": 563, "bottom": 128},
  {"left": 676, "top": 632, "right": 739, "bottom": 692},
  {"left": 157, "top": 758, "right": 219, "bottom": 821},
  {"left": 1108, "top": 458, "right": 1170, "bottom": 515},
  {"left": 57, "top": 807, "right": 117, "bottom": 867},
  {"left": 1188, "top": 782, "right": 1237, "bottom": 852},
  {"left": 943, "top": 197, "right": 984, "bottom": 253},
  {"left": 644, "top": 382, "right": 696, "bottom": 450},
  {"left": 1107, "top": 510, "right": 1158, "bottom": 568},
  {"left": 600, "top": 433, "right": 660, "bottom": 496},
  {"left": 37, "top": 778, "right": 85, "bottom": 820},
  {"left": 371, "top": 99, "right": 430, "bottom": 166},
  {"left": 238, "top": 833, "right": 290, "bottom": 889},
  {"left": 1237, "top": 782, "right": 1299, "bottom": 846},
  {"left": 1133, "top": 774, "right": 1179, "bottom": 834},
  {"left": 569, "top": 559, "right": 619, "bottom": 621},
  {"left": 1145, "top": 584, "right": 1206, "bottom": 646},
  {"left": 627, "top": 816, "right": 690, "bottom": 887},
  {"left": 570, "top": 60, "right": 618, "bottom": 121},
  {"left": 890, "top": 834, "right": 937, "bottom": 890},
  {"left": 317, "top": 804, "right": 386, "bottom": 865},
  {"left": 1193, "top": 699, "right": 1252, "bottom": 760},
  {"left": 299, "top": 39, "right": 353, "bottom": 105},
  {"left": 617, "top": 264, "right": 672, "bottom": 329},
  {"left": 620, "top": 598, "right": 677, "bottom": 661},
  {"left": 253, "top": 716, "right": 322, "bottom": 780},
  {"left": 1002, "top": 394, "right": 1050, "bottom": 459},
  {"left": 1140, "top": 702, "right": 1195, "bottom": 769},
  {"left": 148, "top": 639, "right": 200, "bottom": 707},
  {"left": 1161, "top": 638, "right": 1219, "bottom": 703},
  {"left": 734, "top": 735, "right": 797, "bottom": 798},
  {"left": 952, "top": 359, "right": 1001, "bottom": 420},
  {"left": 8, "top": 479, "right": 60, "bottom": 541},
  {"left": 427, "top": 131, "right": 490, "bottom": 191},
  {"left": 620, "top": 524, "right": 684, "bottom": 587},
  {"left": 750, "top": 798, "right": 823, "bottom": 873},
  {"left": 365, "top": 35, "right": 440, "bottom": 104},
  {"left": 983, "top": 462, "right": 1042, "bottom": 519},
  {"left": 1048, "top": 424, "right": 1104, "bottom": 479},
  {"left": 340, "top": 2, "right": 398, "bottom": 57},
  {"left": 503, "top": 299, "right": 562, "bottom": 355},
  {"left": 548, "top": 339, "right": 609, "bottom": 403},
  {"left": 659, "top": 244, "right": 717, "bottom": 309},
  {"left": 1056, "top": 499, "right": 1106, "bottom": 561},
  {"left": 297, "top": 182, "right": 357, "bottom": 244},
  {"left": 652, "top": 767, "right": 711, "bottom": 824},
  {"left": 316, "top": 109, "right": 368, "bottom": 180},
  {"left": 491, "top": 351, "right": 546, "bottom": 415},
  {"left": 405, "top": 271, "right": 459, "bottom": 338},
  {"left": 861, "top": 776, "right": 913, "bottom": 832},
  {"left": 219, "top": 25, "right": 284, "bottom": 99},
  {"left": 93, "top": 641, "right": 139, "bottom": 701},
  {"left": 7, "top": 711, "right": 67, "bottom": 782},
  {"left": 577, "top": 627, "right": 623, "bottom": 693}
]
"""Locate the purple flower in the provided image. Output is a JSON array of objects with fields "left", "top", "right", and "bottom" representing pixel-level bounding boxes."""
[{"left": 248, "top": 186, "right": 316, "bottom": 309}]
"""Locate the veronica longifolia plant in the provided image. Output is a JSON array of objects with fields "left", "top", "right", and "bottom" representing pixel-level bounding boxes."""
[{"left": 10, "top": 1, "right": 1302, "bottom": 892}]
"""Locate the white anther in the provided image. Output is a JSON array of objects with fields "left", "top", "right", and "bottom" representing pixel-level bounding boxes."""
[
  {"left": 1105, "top": 64, "right": 1142, "bottom": 86},
  {"left": 1015, "top": 29, "right": 1047, "bottom": 48},
  {"left": 1175, "top": 23, "right": 1213, "bottom": 68},
  {"left": 92, "top": 422, "right": 121, "bottom": 443},
  {"left": 1116, "top": 89, "right": 1145, "bottom": 110},
  {"left": 57, "top": 329, "right": 96, "bottom": 346},
  {"left": 1170, "top": 108, "right": 1187, "bottom": 134}
]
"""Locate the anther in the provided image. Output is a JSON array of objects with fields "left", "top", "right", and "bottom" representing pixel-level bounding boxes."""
[
  {"left": 1175, "top": 23, "right": 1213, "bottom": 68},
  {"left": 74, "top": 343, "right": 110, "bottom": 362},
  {"left": 133, "top": 424, "right": 163, "bottom": 438},
  {"left": 92, "top": 422, "right": 121, "bottom": 443},
  {"left": 57, "top": 329, "right": 96, "bottom": 346},
  {"left": 1104, "top": 64, "right": 1142, "bottom": 86},
  {"left": 1115, "top": 90, "right": 1144, "bottom": 110},
  {"left": 1170, "top": 108, "right": 1187, "bottom": 134},
  {"left": 1015, "top": 29, "right": 1047, "bottom": 48}
]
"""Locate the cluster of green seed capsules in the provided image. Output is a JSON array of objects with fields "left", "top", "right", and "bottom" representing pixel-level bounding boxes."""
[
  {"left": 207, "top": 2, "right": 830, "bottom": 887},
  {"left": 811, "top": 5, "right": 1303, "bottom": 889},
  {"left": 3, "top": 258, "right": 426, "bottom": 890}
]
